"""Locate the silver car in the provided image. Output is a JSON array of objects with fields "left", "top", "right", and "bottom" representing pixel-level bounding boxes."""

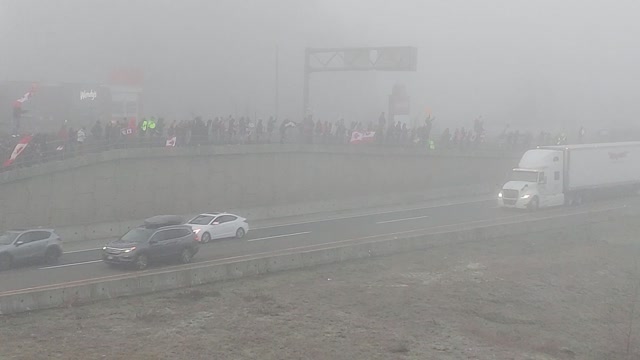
[{"left": 0, "top": 229, "right": 63, "bottom": 270}]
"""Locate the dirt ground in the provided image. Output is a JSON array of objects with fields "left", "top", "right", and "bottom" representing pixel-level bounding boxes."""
[{"left": 1, "top": 225, "right": 640, "bottom": 360}]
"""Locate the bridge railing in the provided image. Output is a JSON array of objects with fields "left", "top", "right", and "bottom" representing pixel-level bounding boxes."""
[{"left": 0, "top": 134, "right": 518, "bottom": 173}]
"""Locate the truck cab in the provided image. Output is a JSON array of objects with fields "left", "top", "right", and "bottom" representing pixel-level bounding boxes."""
[{"left": 499, "top": 149, "right": 565, "bottom": 210}]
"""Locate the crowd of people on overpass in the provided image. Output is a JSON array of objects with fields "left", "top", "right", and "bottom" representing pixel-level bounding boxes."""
[
  {"left": 1, "top": 114, "right": 490, "bottom": 168},
  {"left": 0, "top": 112, "right": 621, "bottom": 172}
]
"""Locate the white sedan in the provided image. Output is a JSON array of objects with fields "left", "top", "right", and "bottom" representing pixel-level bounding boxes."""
[{"left": 187, "top": 213, "right": 249, "bottom": 243}]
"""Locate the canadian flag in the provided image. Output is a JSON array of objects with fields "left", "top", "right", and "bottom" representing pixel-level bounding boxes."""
[
  {"left": 4, "top": 135, "right": 33, "bottom": 167},
  {"left": 166, "top": 136, "right": 177, "bottom": 147},
  {"left": 13, "top": 84, "right": 37, "bottom": 109},
  {"left": 350, "top": 131, "right": 376, "bottom": 145}
]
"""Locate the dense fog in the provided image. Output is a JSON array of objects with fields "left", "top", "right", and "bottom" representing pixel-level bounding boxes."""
[{"left": 2, "top": 0, "right": 639, "bottom": 133}]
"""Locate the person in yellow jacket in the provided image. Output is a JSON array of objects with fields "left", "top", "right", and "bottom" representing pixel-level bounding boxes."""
[
  {"left": 148, "top": 117, "right": 157, "bottom": 136},
  {"left": 139, "top": 117, "right": 157, "bottom": 138}
]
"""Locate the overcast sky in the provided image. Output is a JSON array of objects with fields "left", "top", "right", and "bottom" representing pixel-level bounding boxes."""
[{"left": 1, "top": 0, "right": 639, "bottom": 132}]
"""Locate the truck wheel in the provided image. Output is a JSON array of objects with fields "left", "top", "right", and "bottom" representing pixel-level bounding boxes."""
[{"left": 529, "top": 197, "right": 539, "bottom": 212}]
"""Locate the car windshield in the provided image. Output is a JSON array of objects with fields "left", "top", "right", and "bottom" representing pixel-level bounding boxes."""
[
  {"left": 511, "top": 170, "right": 539, "bottom": 183},
  {"left": 116, "top": 228, "right": 155, "bottom": 244},
  {"left": 188, "top": 215, "right": 215, "bottom": 225},
  {"left": 0, "top": 232, "right": 19, "bottom": 245}
]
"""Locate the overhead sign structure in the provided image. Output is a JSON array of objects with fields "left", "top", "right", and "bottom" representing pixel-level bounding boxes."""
[
  {"left": 303, "top": 46, "right": 417, "bottom": 116},
  {"left": 306, "top": 47, "right": 417, "bottom": 72}
]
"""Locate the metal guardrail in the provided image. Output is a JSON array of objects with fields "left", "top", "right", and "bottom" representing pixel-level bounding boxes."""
[{"left": 1, "top": 137, "right": 164, "bottom": 172}]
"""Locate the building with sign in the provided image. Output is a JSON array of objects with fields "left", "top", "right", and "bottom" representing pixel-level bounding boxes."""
[{"left": 0, "top": 72, "right": 143, "bottom": 134}]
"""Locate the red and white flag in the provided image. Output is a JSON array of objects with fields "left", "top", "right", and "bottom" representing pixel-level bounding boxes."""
[
  {"left": 166, "top": 136, "right": 177, "bottom": 147},
  {"left": 13, "top": 84, "right": 37, "bottom": 109},
  {"left": 350, "top": 131, "right": 376, "bottom": 145},
  {"left": 4, "top": 135, "right": 33, "bottom": 167}
]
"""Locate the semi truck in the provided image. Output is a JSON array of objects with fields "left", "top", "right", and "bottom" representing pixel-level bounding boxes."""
[{"left": 499, "top": 142, "right": 640, "bottom": 210}]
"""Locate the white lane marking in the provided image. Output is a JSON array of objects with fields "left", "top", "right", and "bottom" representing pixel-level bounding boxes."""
[
  {"left": 252, "top": 198, "right": 493, "bottom": 230},
  {"left": 39, "top": 260, "right": 103, "bottom": 270},
  {"left": 55, "top": 198, "right": 494, "bottom": 254},
  {"left": 377, "top": 215, "right": 430, "bottom": 224},
  {"left": 247, "top": 231, "right": 311, "bottom": 242},
  {"left": 12, "top": 203, "right": 629, "bottom": 292},
  {"left": 59, "top": 202, "right": 625, "bottom": 264}
]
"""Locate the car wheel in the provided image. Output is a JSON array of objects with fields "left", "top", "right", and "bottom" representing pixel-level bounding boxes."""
[
  {"left": 235, "top": 227, "right": 245, "bottom": 239},
  {"left": 135, "top": 254, "right": 149, "bottom": 271},
  {"left": 201, "top": 232, "right": 211, "bottom": 244},
  {"left": 180, "top": 248, "right": 194, "bottom": 264},
  {"left": 529, "top": 197, "right": 539, "bottom": 212},
  {"left": 0, "top": 253, "right": 12, "bottom": 271},
  {"left": 44, "top": 247, "right": 61, "bottom": 265}
]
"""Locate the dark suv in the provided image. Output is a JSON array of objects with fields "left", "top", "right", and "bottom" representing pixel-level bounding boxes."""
[
  {"left": 102, "top": 215, "right": 199, "bottom": 270},
  {"left": 0, "top": 229, "right": 63, "bottom": 270}
]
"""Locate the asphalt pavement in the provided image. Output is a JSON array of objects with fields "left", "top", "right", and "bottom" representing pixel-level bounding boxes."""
[{"left": 0, "top": 195, "right": 635, "bottom": 294}]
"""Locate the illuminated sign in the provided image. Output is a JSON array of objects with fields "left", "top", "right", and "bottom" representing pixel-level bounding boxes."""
[{"left": 80, "top": 90, "right": 97, "bottom": 101}]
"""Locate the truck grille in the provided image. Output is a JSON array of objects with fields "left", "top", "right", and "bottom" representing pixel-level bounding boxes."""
[{"left": 502, "top": 189, "right": 519, "bottom": 199}]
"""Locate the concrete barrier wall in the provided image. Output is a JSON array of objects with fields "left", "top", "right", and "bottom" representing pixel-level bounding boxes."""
[
  {"left": 0, "top": 144, "right": 517, "bottom": 234},
  {"left": 0, "top": 205, "right": 631, "bottom": 315}
]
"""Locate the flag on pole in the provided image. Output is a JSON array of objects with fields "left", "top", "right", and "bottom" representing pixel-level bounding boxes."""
[
  {"left": 350, "top": 131, "right": 376, "bottom": 145},
  {"left": 4, "top": 135, "right": 33, "bottom": 167}
]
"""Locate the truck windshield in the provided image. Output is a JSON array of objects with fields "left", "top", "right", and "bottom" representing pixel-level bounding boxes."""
[{"left": 511, "top": 170, "right": 539, "bottom": 183}]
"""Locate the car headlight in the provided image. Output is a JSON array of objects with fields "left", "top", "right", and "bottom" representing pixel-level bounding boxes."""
[
  {"left": 193, "top": 228, "right": 201, "bottom": 234},
  {"left": 521, "top": 194, "right": 531, "bottom": 199},
  {"left": 124, "top": 247, "right": 136, "bottom": 253},
  {"left": 102, "top": 246, "right": 107, "bottom": 250},
  {"left": 498, "top": 191, "right": 503, "bottom": 198}
]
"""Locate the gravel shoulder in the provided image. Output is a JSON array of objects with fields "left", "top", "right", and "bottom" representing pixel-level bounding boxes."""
[{"left": 1, "top": 224, "right": 640, "bottom": 360}]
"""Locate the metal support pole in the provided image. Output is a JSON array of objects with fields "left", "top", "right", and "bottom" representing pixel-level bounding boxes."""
[
  {"left": 275, "top": 45, "right": 279, "bottom": 120},
  {"left": 303, "top": 48, "right": 310, "bottom": 120}
]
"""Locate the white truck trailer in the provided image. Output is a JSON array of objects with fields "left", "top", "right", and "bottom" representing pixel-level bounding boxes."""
[{"left": 499, "top": 142, "right": 640, "bottom": 210}]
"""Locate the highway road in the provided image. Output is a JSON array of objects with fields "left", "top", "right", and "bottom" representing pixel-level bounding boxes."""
[{"left": 0, "top": 195, "right": 635, "bottom": 294}]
